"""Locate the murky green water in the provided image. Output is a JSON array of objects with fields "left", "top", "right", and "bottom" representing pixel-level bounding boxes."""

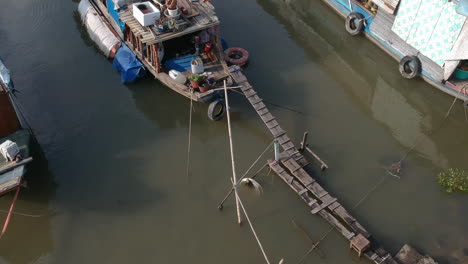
[{"left": 0, "top": 0, "right": 467, "bottom": 263}]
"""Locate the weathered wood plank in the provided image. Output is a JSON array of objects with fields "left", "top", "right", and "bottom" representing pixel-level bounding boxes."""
[
  {"left": 311, "top": 196, "right": 338, "bottom": 214},
  {"left": 276, "top": 135, "right": 290, "bottom": 145}
]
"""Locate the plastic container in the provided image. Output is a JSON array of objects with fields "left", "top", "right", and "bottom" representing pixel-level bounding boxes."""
[
  {"left": 454, "top": 68, "right": 468, "bottom": 80},
  {"left": 456, "top": 0, "right": 468, "bottom": 16},
  {"left": 191, "top": 57, "right": 204, "bottom": 74},
  {"left": 169, "top": 70, "right": 187, "bottom": 84},
  {"left": 132, "top": 2, "right": 160, "bottom": 26}
]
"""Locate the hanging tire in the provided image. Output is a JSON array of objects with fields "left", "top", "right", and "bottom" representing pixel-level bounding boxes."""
[
  {"left": 345, "top": 12, "right": 365, "bottom": 36},
  {"left": 399, "top": 56, "right": 421, "bottom": 79},
  {"left": 464, "top": 100, "right": 468, "bottom": 109},
  {"left": 208, "top": 98, "right": 226, "bottom": 121}
]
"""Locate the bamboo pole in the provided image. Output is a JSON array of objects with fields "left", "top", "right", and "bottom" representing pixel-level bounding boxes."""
[
  {"left": 236, "top": 194, "right": 271, "bottom": 264},
  {"left": 224, "top": 80, "right": 242, "bottom": 225}
]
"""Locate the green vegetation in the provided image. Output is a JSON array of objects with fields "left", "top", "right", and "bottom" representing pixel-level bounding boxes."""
[
  {"left": 188, "top": 74, "right": 206, "bottom": 82},
  {"left": 438, "top": 168, "right": 468, "bottom": 193}
]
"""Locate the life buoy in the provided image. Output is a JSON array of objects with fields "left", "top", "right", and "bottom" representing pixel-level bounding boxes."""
[
  {"left": 345, "top": 12, "right": 365, "bottom": 36},
  {"left": 399, "top": 56, "right": 421, "bottom": 79},
  {"left": 208, "top": 98, "right": 226, "bottom": 121},
  {"left": 224, "top": 47, "right": 249, "bottom": 66}
]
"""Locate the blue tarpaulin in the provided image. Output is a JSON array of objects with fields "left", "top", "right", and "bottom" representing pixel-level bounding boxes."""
[
  {"left": 113, "top": 43, "right": 145, "bottom": 83},
  {"left": 164, "top": 54, "right": 199, "bottom": 72},
  {"left": 106, "top": 0, "right": 125, "bottom": 31}
]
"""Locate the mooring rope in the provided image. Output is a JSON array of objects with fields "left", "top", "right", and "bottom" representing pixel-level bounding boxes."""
[
  {"left": 0, "top": 209, "right": 43, "bottom": 218},
  {"left": 185, "top": 88, "right": 194, "bottom": 180}
]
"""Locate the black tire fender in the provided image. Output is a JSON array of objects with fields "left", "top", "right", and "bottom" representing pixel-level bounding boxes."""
[
  {"left": 464, "top": 100, "right": 468, "bottom": 109},
  {"left": 345, "top": 12, "right": 365, "bottom": 36},
  {"left": 208, "top": 98, "right": 226, "bottom": 121},
  {"left": 399, "top": 55, "right": 421, "bottom": 79}
]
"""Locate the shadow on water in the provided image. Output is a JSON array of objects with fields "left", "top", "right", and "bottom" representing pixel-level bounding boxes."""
[{"left": 126, "top": 77, "right": 273, "bottom": 143}]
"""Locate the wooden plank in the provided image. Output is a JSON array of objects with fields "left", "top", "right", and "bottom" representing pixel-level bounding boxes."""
[
  {"left": 270, "top": 160, "right": 355, "bottom": 242},
  {"left": 308, "top": 182, "right": 328, "bottom": 199},
  {"left": 298, "top": 188, "right": 308, "bottom": 195},
  {"left": 311, "top": 197, "right": 338, "bottom": 214},
  {"left": 272, "top": 128, "right": 286, "bottom": 138},
  {"left": 286, "top": 149, "right": 300, "bottom": 157},
  {"left": 333, "top": 206, "right": 356, "bottom": 225},
  {"left": 317, "top": 210, "right": 355, "bottom": 240},
  {"left": 281, "top": 141, "right": 295, "bottom": 151},
  {"left": 254, "top": 102, "right": 267, "bottom": 111},
  {"left": 260, "top": 112, "right": 274, "bottom": 122},
  {"left": 283, "top": 158, "right": 301, "bottom": 172},
  {"left": 295, "top": 156, "right": 310, "bottom": 168},
  {"left": 276, "top": 135, "right": 290, "bottom": 145},
  {"left": 257, "top": 107, "right": 270, "bottom": 116},
  {"left": 281, "top": 159, "right": 314, "bottom": 186},
  {"left": 0, "top": 157, "right": 33, "bottom": 175},
  {"left": 265, "top": 120, "right": 279, "bottom": 129},
  {"left": 328, "top": 201, "right": 341, "bottom": 211},
  {"left": 250, "top": 97, "right": 263, "bottom": 105},
  {"left": 308, "top": 200, "right": 318, "bottom": 207}
]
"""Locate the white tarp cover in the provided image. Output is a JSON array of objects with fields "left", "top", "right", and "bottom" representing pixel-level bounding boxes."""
[
  {"left": 78, "top": 0, "right": 119, "bottom": 58},
  {"left": 444, "top": 21, "right": 468, "bottom": 80},
  {"left": 0, "top": 140, "right": 19, "bottom": 161}
]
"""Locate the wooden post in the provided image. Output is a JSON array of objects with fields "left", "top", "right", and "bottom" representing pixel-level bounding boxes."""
[
  {"left": 0, "top": 185, "right": 21, "bottom": 238},
  {"left": 304, "top": 146, "right": 329, "bottom": 171},
  {"left": 224, "top": 80, "right": 242, "bottom": 225},
  {"left": 300, "top": 131, "right": 309, "bottom": 151},
  {"left": 154, "top": 44, "right": 161, "bottom": 73},
  {"left": 274, "top": 141, "right": 280, "bottom": 161}
]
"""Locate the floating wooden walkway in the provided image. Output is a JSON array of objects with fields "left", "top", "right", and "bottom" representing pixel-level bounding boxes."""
[{"left": 228, "top": 66, "right": 400, "bottom": 264}]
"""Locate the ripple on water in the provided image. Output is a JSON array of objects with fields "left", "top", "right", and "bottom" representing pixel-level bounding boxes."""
[{"left": 28, "top": 0, "right": 62, "bottom": 33}]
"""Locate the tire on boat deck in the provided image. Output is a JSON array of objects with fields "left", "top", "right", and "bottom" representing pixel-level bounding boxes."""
[
  {"left": 208, "top": 98, "right": 226, "bottom": 121},
  {"left": 399, "top": 55, "right": 421, "bottom": 79},
  {"left": 345, "top": 12, "right": 365, "bottom": 36}
]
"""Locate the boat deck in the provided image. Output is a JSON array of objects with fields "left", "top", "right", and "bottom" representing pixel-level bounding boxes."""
[{"left": 118, "top": 0, "right": 219, "bottom": 45}]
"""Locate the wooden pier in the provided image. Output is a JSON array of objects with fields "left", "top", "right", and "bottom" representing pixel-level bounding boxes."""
[{"left": 229, "top": 65, "right": 403, "bottom": 264}]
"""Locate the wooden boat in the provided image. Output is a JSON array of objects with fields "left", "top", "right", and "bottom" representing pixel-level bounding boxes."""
[
  {"left": 80, "top": 0, "right": 244, "bottom": 119},
  {"left": 281, "top": 0, "right": 468, "bottom": 103},
  {"left": 0, "top": 57, "right": 33, "bottom": 236}
]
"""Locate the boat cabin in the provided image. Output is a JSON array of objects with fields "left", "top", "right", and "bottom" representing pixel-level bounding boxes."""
[{"left": 94, "top": 0, "right": 230, "bottom": 102}]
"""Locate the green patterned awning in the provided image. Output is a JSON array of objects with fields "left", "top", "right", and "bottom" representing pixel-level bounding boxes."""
[{"left": 392, "top": 0, "right": 466, "bottom": 66}]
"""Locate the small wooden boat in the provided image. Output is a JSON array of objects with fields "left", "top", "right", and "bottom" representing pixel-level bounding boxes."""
[
  {"left": 0, "top": 57, "right": 33, "bottom": 237},
  {"left": 79, "top": 0, "right": 249, "bottom": 119}
]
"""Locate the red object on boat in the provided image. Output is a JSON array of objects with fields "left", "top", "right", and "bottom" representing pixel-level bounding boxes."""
[
  {"left": 204, "top": 41, "right": 212, "bottom": 53},
  {"left": 224, "top": 47, "right": 249, "bottom": 66}
]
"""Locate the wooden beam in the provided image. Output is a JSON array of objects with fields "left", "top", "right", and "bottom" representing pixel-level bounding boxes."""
[{"left": 0, "top": 157, "right": 33, "bottom": 175}]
